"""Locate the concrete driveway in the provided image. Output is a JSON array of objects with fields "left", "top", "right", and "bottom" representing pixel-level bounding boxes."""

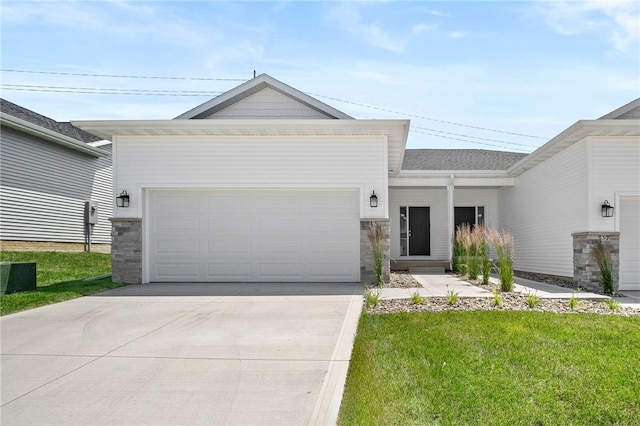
[{"left": 1, "top": 282, "right": 362, "bottom": 426}]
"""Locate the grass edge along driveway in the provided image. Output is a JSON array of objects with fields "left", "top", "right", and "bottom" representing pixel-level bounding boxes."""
[
  {"left": 338, "top": 310, "right": 640, "bottom": 426},
  {"left": 1, "top": 251, "right": 125, "bottom": 316}
]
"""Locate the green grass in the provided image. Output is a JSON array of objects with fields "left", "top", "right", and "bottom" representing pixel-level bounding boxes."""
[
  {"left": 339, "top": 311, "right": 640, "bottom": 426},
  {"left": 1, "top": 251, "right": 125, "bottom": 315}
]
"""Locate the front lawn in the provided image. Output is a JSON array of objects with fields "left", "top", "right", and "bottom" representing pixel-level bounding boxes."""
[
  {"left": 339, "top": 311, "right": 640, "bottom": 425},
  {"left": 0, "top": 251, "right": 125, "bottom": 315}
]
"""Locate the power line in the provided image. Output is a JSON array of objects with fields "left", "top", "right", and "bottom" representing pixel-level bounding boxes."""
[
  {"left": 2, "top": 84, "right": 221, "bottom": 97},
  {"left": 411, "top": 125, "right": 538, "bottom": 149},
  {"left": 1, "top": 68, "right": 548, "bottom": 141},
  {"left": 307, "top": 92, "right": 547, "bottom": 140},
  {"left": 1, "top": 69, "right": 246, "bottom": 82},
  {"left": 410, "top": 129, "right": 532, "bottom": 152}
]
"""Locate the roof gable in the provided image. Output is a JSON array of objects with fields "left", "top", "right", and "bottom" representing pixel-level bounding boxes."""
[
  {"left": 175, "top": 74, "right": 352, "bottom": 120},
  {"left": 598, "top": 97, "right": 640, "bottom": 120}
]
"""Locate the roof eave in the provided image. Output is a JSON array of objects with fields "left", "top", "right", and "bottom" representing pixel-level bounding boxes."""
[
  {"left": 507, "top": 120, "right": 640, "bottom": 176},
  {"left": 2, "top": 113, "right": 108, "bottom": 157}
]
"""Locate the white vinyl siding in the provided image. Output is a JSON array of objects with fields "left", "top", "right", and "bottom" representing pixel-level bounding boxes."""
[
  {"left": 0, "top": 127, "right": 112, "bottom": 244},
  {"left": 115, "top": 135, "right": 387, "bottom": 219},
  {"left": 588, "top": 138, "right": 640, "bottom": 231},
  {"left": 618, "top": 197, "right": 640, "bottom": 290},
  {"left": 389, "top": 188, "right": 448, "bottom": 260},
  {"left": 499, "top": 141, "right": 589, "bottom": 277},
  {"left": 206, "top": 87, "right": 330, "bottom": 119},
  {"left": 148, "top": 189, "right": 360, "bottom": 282}
]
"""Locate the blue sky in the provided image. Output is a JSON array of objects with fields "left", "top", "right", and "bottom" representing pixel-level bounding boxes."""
[{"left": 1, "top": 1, "right": 638, "bottom": 151}]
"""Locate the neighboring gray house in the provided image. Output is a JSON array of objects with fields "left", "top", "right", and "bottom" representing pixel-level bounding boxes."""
[{"left": 0, "top": 99, "right": 112, "bottom": 252}]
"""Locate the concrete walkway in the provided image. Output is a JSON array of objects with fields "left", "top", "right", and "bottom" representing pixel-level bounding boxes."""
[
  {"left": 0, "top": 282, "right": 362, "bottom": 426},
  {"left": 380, "top": 271, "right": 640, "bottom": 310}
]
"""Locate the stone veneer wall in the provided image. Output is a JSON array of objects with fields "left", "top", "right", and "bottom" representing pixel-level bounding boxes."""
[
  {"left": 360, "top": 218, "right": 390, "bottom": 284},
  {"left": 572, "top": 232, "right": 619, "bottom": 293},
  {"left": 110, "top": 218, "right": 142, "bottom": 284}
]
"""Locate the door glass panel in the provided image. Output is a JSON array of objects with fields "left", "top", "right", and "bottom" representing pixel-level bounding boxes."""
[
  {"left": 477, "top": 206, "right": 485, "bottom": 227},
  {"left": 400, "top": 206, "right": 408, "bottom": 256}
]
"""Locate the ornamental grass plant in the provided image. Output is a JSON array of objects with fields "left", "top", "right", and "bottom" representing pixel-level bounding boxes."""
[
  {"left": 367, "top": 222, "right": 385, "bottom": 286},
  {"left": 592, "top": 240, "right": 614, "bottom": 295},
  {"left": 488, "top": 228, "right": 515, "bottom": 292}
]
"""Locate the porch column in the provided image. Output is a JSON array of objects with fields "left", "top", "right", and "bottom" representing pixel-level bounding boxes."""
[{"left": 446, "top": 174, "right": 455, "bottom": 269}]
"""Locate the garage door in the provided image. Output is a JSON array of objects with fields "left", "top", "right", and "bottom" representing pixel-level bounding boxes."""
[
  {"left": 619, "top": 197, "right": 640, "bottom": 291},
  {"left": 148, "top": 189, "right": 360, "bottom": 282}
]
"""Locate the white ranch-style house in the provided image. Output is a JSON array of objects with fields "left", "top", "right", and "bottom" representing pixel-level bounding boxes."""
[{"left": 74, "top": 75, "right": 640, "bottom": 292}]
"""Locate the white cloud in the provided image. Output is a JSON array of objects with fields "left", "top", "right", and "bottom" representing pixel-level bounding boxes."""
[
  {"left": 448, "top": 30, "right": 468, "bottom": 39},
  {"left": 411, "top": 23, "right": 437, "bottom": 35},
  {"left": 327, "top": 3, "right": 406, "bottom": 52},
  {"left": 534, "top": 0, "right": 639, "bottom": 52}
]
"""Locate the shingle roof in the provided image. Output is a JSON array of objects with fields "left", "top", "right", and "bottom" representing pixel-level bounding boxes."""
[
  {"left": 1, "top": 98, "right": 101, "bottom": 143},
  {"left": 402, "top": 149, "right": 529, "bottom": 171}
]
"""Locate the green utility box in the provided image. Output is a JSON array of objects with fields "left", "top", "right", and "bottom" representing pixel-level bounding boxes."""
[{"left": 0, "top": 262, "right": 37, "bottom": 295}]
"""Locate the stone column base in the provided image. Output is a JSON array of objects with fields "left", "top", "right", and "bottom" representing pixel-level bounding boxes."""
[
  {"left": 110, "top": 218, "right": 142, "bottom": 284},
  {"left": 360, "top": 218, "right": 390, "bottom": 285},
  {"left": 572, "top": 232, "right": 619, "bottom": 293}
]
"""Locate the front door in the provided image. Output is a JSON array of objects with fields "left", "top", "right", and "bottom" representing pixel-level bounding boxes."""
[
  {"left": 409, "top": 207, "right": 430, "bottom": 255},
  {"left": 455, "top": 207, "right": 476, "bottom": 231}
]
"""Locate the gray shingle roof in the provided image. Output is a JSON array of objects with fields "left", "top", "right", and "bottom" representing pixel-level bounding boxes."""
[
  {"left": 1, "top": 98, "right": 101, "bottom": 143},
  {"left": 402, "top": 149, "right": 528, "bottom": 171}
]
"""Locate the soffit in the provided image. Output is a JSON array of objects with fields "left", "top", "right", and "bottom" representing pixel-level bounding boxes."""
[{"left": 73, "top": 119, "right": 410, "bottom": 174}]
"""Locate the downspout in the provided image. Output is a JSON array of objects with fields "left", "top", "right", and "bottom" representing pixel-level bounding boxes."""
[{"left": 447, "top": 173, "right": 455, "bottom": 270}]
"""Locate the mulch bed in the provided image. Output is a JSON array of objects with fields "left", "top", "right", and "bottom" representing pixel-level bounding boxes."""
[{"left": 367, "top": 272, "right": 639, "bottom": 316}]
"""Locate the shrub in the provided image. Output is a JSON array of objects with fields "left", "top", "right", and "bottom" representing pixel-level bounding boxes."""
[
  {"left": 592, "top": 241, "right": 614, "bottom": 295},
  {"left": 492, "top": 289, "right": 502, "bottom": 306},
  {"left": 526, "top": 291, "right": 540, "bottom": 309},
  {"left": 488, "top": 229, "right": 515, "bottom": 292},
  {"left": 446, "top": 285, "right": 459, "bottom": 306},
  {"left": 604, "top": 297, "right": 620, "bottom": 311},
  {"left": 569, "top": 291, "right": 581, "bottom": 310},
  {"left": 479, "top": 227, "right": 491, "bottom": 285},
  {"left": 367, "top": 223, "right": 385, "bottom": 286},
  {"left": 454, "top": 224, "right": 485, "bottom": 281},
  {"left": 410, "top": 291, "right": 425, "bottom": 305},
  {"left": 365, "top": 288, "right": 382, "bottom": 308},
  {"left": 453, "top": 224, "right": 471, "bottom": 276}
]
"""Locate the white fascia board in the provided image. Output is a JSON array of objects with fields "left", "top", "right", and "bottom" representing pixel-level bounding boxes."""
[
  {"left": 87, "top": 139, "right": 112, "bottom": 148},
  {"left": 389, "top": 177, "right": 516, "bottom": 187},
  {"left": 507, "top": 120, "right": 640, "bottom": 176},
  {"left": 2, "top": 113, "right": 107, "bottom": 157},
  {"left": 72, "top": 118, "right": 409, "bottom": 134},
  {"left": 390, "top": 170, "right": 515, "bottom": 187}
]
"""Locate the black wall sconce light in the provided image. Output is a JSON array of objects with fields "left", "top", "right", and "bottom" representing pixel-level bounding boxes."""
[
  {"left": 370, "top": 191, "right": 378, "bottom": 208},
  {"left": 601, "top": 200, "right": 614, "bottom": 218},
  {"left": 116, "top": 190, "right": 130, "bottom": 208}
]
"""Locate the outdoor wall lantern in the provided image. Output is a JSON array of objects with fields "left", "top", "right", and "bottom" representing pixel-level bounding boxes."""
[
  {"left": 370, "top": 191, "right": 378, "bottom": 208},
  {"left": 601, "top": 200, "right": 614, "bottom": 218},
  {"left": 116, "top": 190, "right": 130, "bottom": 208}
]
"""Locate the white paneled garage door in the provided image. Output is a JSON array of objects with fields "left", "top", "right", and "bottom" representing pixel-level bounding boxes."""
[
  {"left": 619, "top": 197, "right": 640, "bottom": 291},
  {"left": 148, "top": 189, "right": 360, "bottom": 282}
]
